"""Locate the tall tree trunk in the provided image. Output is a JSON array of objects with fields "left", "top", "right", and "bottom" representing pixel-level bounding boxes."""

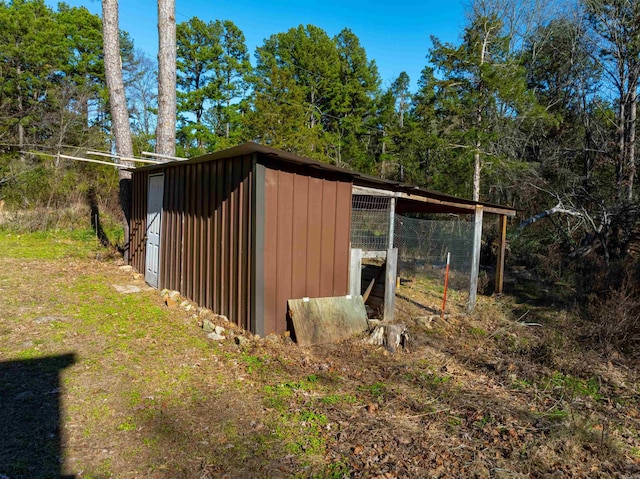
[
  {"left": 102, "top": 0, "right": 134, "bottom": 261},
  {"left": 582, "top": 92, "right": 593, "bottom": 187},
  {"left": 617, "top": 85, "right": 626, "bottom": 202},
  {"left": 473, "top": 102, "right": 482, "bottom": 202},
  {"left": 627, "top": 76, "right": 637, "bottom": 202},
  {"left": 157, "top": 0, "right": 176, "bottom": 157},
  {"left": 226, "top": 96, "right": 231, "bottom": 139},
  {"left": 16, "top": 65, "right": 25, "bottom": 162},
  {"left": 473, "top": 140, "right": 481, "bottom": 202},
  {"left": 472, "top": 22, "right": 491, "bottom": 203}
]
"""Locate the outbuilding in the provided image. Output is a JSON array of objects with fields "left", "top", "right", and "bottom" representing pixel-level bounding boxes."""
[{"left": 129, "top": 143, "right": 516, "bottom": 336}]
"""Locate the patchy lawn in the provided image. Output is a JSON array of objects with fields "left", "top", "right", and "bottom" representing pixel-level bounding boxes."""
[{"left": 1, "top": 229, "right": 640, "bottom": 478}]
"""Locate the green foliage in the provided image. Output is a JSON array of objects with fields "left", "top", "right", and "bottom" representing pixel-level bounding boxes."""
[
  {"left": 358, "top": 381, "right": 388, "bottom": 402},
  {"left": 238, "top": 353, "right": 266, "bottom": 374},
  {"left": 117, "top": 417, "right": 138, "bottom": 432},
  {"left": 320, "top": 393, "right": 357, "bottom": 405},
  {"left": 414, "top": 370, "right": 452, "bottom": 389},
  {"left": 247, "top": 25, "right": 380, "bottom": 166},
  {"left": 0, "top": 228, "right": 101, "bottom": 260},
  {"left": 543, "top": 372, "right": 602, "bottom": 401},
  {"left": 288, "top": 410, "right": 328, "bottom": 455},
  {"left": 176, "top": 17, "right": 250, "bottom": 152},
  {"left": 0, "top": 0, "right": 65, "bottom": 134},
  {"left": 419, "top": 14, "right": 548, "bottom": 200},
  {"left": 0, "top": 1, "right": 124, "bottom": 218},
  {"left": 311, "top": 461, "right": 351, "bottom": 479},
  {"left": 263, "top": 376, "right": 320, "bottom": 410}
]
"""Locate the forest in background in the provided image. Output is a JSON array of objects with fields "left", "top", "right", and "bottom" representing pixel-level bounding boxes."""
[{"left": 2, "top": 0, "right": 640, "bottom": 352}]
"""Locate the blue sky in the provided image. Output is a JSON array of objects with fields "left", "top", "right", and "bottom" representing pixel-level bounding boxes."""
[{"left": 51, "top": 0, "right": 467, "bottom": 89}]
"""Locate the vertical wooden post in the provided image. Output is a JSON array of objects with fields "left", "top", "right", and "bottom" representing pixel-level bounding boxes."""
[
  {"left": 468, "top": 206, "right": 484, "bottom": 312},
  {"left": 349, "top": 248, "right": 363, "bottom": 296},
  {"left": 384, "top": 248, "right": 398, "bottom": 321},
  {"left": 495, "top": 214, "right": 507, "bottom": 294}
]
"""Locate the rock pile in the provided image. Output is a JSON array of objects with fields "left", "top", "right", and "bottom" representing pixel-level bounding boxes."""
[{"left": 159, "top": 289, "right": 291, "bottom": 348}]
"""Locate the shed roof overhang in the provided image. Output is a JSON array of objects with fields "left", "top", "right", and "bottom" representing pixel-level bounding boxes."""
[{"left": 132, "top": 142, "right": 516, "bottom": 217}]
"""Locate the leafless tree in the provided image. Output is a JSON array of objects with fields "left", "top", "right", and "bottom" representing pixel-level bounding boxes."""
[{"left": 585, "top": 0, "right": 640, "bottom": 203}]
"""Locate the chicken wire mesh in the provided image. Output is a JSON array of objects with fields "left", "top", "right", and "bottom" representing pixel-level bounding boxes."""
[
  {"left": 350, "top": 194, "right": 474, "bottom": 292},
  {"left": 394, "top": 214, "right": 474, "bottom": 291},
  {"left": 350, "top": 195, "right": 391, "bottom": 251}
]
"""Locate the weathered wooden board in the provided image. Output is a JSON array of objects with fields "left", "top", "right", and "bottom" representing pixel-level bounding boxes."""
[
  {"left": 361, "top": 263, "right": 385, "bottom": 310},
  {"left": 287, "top": 295, "right": 368, "bottom": 346}
]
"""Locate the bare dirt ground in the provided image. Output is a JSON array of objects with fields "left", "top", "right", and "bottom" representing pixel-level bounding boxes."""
[{"left": 2, "top": 231, "right": 640, "bottom": 478}]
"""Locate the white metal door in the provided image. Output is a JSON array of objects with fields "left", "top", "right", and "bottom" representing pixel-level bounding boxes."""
[{"left": 145, "top": 174, "right": 164, "bottom": 288}]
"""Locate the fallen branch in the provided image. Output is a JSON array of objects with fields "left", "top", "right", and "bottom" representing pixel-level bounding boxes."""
[{"left": 518, "top": 202, "right": 583, "bottom": 232}]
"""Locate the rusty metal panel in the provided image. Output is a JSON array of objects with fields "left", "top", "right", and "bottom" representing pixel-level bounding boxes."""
[
  {"left": 262, "top": 165, "right": 353, "bottom": 334},
  {"left": 167, "top": 167, "right": 181, "bottom": 290},
  {"left": 252, "top": 162, "right": 265, "bottom": 336}
]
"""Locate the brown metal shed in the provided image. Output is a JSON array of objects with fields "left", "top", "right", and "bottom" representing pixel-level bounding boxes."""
[
  {"left": 129, "top": 143, "right": 353, "bottom": 335},
  {"left": 129, "top": 142, "right": 516, "bottom": 336}
]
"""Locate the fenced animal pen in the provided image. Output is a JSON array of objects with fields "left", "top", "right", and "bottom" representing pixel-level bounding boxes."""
[
  {"left": 351, "top": 195, "right": 475, "bottom": 292},
  {"left": 129, "top": 143, "right": 516, "bottom": 336},
  {"left": 395, "top": 215, "right": 475, "bottom": 291},
  {"left": 348, "top": 184, "right": 515, "bottom": 317}
]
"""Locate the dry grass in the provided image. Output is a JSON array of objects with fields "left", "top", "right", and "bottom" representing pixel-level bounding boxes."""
[{"left": 1, "top": 230, "right": 640, "bottom": 478}]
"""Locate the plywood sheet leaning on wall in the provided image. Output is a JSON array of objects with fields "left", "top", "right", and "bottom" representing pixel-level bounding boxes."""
[{"left": 287, "top": 296, "right": 368, "bottom": 346}]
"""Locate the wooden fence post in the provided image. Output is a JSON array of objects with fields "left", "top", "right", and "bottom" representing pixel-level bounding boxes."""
[
  {"left": 384, "top": 248, "right": 398, "bottom": 321},
  {"left": 350, "top": 248, "right": 362, "bottom": 296},
  {"left": 468, "top": 206, "right": 483, "bottom": 312},
  {"left": 387, "top": 197, "right": 396, "bottom": 249},
  {"left": 495, "top": 214, "right": 507, "bottom": 294}
]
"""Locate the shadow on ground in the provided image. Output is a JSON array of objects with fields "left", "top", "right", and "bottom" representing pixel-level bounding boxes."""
[{"left": 0, "top": 353, "right": 76, "bottom": 479}]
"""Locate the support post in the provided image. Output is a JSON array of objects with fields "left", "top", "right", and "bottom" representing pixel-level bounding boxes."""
[
  {"left": 468, "top": 206, "right": 484, "bottom": 312},
  {"left": 349, "top": 248, "right": 363, "bottom": 296},
  {"left": 387, "top": 197, "right": 396, "bottom": 249},
  {"left": 251, "top": 160, "right": 266, "bottom": 336},
  {"left": 384, "top": 248, "right": 398, "bottom": 321},
  {"left": 495, "top": 214, "right": 507, "bottom": 294}
]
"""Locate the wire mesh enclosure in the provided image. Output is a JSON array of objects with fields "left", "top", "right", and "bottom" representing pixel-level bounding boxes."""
[
  {"left": 350, "top": 194, "right": 474, "bottom": 292},
  {"left": 394, "top": 214, "right": 474, "bottom": 291},
  {"left": 350, "top": 195, "right": 391, "bottom": 251}
]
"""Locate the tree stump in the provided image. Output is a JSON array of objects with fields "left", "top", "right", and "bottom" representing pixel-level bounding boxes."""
[{"left": 366, "top": 323, "right": 409, "bottom": 352}]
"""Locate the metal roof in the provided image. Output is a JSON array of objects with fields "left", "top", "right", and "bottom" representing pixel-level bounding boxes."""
[{"left": 133, "top": 142, "right": 517, "bottom": 217}]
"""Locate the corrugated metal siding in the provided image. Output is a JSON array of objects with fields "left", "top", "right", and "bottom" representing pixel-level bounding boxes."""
[
  {"left": 263, "top": 166, "right": 352, "bottom": 334},
  {"left": 132, "top": 155, "right": 255, "bottom": 331},
  {"left": 130, "top": 171, "right": 149, "bottom": 274}
]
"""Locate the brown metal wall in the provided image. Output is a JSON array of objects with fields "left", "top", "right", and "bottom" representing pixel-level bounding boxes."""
[
  {"left": 130, "top": 171, "right": 149, "bottom": 274},
  {"left": 262, "top": 165, "right": 352, "bottom": 334},
  {"left": 131, "top": 152, "right": 352, "bottom": 336},
  {"left": 131, "top": 155, "right": 255, "bottom": 331}
]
